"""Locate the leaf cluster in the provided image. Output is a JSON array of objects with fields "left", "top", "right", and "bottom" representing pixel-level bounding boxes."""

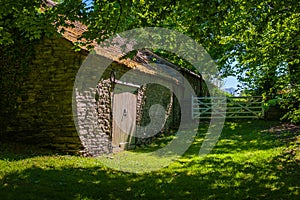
[{"left": 1, "top": 0, "right": 299, "bottom": 122}]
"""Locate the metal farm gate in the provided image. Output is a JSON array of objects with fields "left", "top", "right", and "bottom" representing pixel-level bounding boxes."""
[{"left": 192, "top": 96, "right": 264, "bottom": 119}]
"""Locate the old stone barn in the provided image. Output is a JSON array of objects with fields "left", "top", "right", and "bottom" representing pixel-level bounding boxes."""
[{"left": 1, "top": 23, "right": 206, "bottom": 156}]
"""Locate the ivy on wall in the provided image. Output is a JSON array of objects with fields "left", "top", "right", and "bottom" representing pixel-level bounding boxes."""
[{"left": 0, "top": 35, "right": 37, "bottom": 138}]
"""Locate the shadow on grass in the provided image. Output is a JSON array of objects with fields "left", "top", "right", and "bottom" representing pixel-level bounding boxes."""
[
  {"left": 129, "top": 120, "right": 279, "bottom": 156},
  {"left": 0, "top": 155, "right": 299, "bottom": 200},
  {"left": 209, "top": 120, "right": 284, "bottom": 154},
  {"left": 1, "top": 120, "right": 299, "bottom": 199},
  {"left": 0, "top": 142, "right": 59, "bottom": 161}
]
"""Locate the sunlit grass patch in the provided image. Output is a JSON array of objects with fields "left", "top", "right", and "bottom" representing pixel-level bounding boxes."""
[{"left": 0, "top": 120, "right": 299, "bottom": 199}]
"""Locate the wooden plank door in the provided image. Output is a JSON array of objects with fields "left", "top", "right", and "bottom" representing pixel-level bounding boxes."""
[{"left": 112, "top": 92, "right": 137, "bottom": 152}]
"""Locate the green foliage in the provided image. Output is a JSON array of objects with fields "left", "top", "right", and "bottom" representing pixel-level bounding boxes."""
[
  {"left": 280, "top": 85, "right": 300, "bottom": 123},
  {"left": 0, "top": 0, "right": 56, "bottom": 45},
  {"left": 214, "top": 0, "right": 300, "bottom": 122},
  {"left": 263, "top": 98, "right": 281, "bottom": 110},
  {"left": 1, "top": 0, "right": 299, "bottom": 122},
  {"left": 78, "top": 0, "right": 300, "bottom": 122}
]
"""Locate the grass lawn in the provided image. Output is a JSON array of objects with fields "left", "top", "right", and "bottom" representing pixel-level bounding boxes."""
[{"left": 0, "top": 120, "right": 299, "bottom": 199}]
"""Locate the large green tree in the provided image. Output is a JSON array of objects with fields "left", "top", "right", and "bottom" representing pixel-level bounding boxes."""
[
  {"left": 213, "top": 0, "right": 300, "bottom": 122},
  {"left": 1, "top": 0, "right": 299, "bottom": 122}
]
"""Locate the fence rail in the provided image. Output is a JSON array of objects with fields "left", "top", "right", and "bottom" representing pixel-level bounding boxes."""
[{"left": 192, "top": 96, "right": 264, "bottom": 119}]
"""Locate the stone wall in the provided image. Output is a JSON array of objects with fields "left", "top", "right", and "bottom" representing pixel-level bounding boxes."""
[
  {"left": 2, "top": 37, "right": 87, "bottom": 153},
  {"left": 133, "top": 83, "right": 181, "bottom": 145},
  {"left": 75, "top": 87, "right": 112, "bottom": 156},
  {"left": 136, "top": 85, "right": 147, "bottom": 124},
  {"left": 1, "top": 35, "right": 205, "bottom": 154},
  {"left": 96, "top": 79, "right": 113, "bottom": 138},
  {"left": 1, "top": 37, "right": 118, "bottom": 155}
]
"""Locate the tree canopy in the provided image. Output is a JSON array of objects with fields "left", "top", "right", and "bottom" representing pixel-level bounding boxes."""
[{"left": 1, "top": 0, "right": 299, "bottom": 122}]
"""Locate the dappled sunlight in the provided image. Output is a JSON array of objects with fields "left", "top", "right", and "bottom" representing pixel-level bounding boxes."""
[
  {"left": 228, "top": 122, "right": 239, "bottom": 130},
  {"left": 1, "top": 120, "right": 299, "bottom": 199},
  {"left": 97, "top": 151, "right": 179, "bottom": 173}
]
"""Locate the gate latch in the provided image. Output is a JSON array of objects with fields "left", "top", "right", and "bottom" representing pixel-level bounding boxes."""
[{"left": 123, "top": 109, "right": 127, "bottom": 117}]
